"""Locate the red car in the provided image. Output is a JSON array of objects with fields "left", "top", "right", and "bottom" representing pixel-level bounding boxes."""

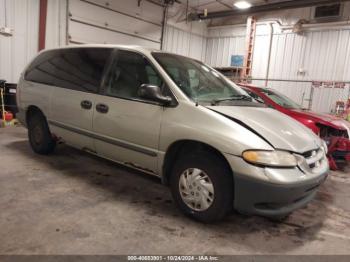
[{"left": 239, "top": 84, "right": 350, "bottom": 171}]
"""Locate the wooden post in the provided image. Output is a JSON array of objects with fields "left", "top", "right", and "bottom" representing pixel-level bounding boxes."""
[{"left": 38, "top": 0, "right": 48, "bottom": 51}]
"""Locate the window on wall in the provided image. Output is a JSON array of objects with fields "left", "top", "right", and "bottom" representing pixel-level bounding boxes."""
[
  {"left": 314, "top": 4, "right": 342, "bottom": 19},
  {"left": 25, "top": 48, "right": 113, "bottom": 93},
  {"left": 105, "top": 50, "right": 164, "bottom": 100}
]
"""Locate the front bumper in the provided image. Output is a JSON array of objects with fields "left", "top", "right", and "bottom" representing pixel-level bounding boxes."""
[
  {"left": 234, "top": 173, "right": 327, "bottom": 217},
  {"left": 224, "top": 154, "right": 329, "bottom": 217}
]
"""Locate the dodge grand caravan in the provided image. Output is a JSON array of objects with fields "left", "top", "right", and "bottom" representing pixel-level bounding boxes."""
[{"left": 16, "top": 45, "right": 329, "bottom": 222}]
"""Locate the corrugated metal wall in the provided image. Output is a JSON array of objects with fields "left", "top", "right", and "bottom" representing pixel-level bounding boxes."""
[
  {"left": 253, "top": 29, "right": 350, "bottom": 82},
  {"left": 205, "top": 26, "right": 245, "bottom": 67},
  {"left": 252, "top": 28, "right": 350, "bottom": 113},
  {"left": 312, "top": 84, "right": 350, "bottom": 113},
  {"left": 0, "top": 0, "right": 39, "bottom": 83},
  {"left": 46, "top": 0, "right": 67, "bottom": 49},
  {"left": 163, "top": 25, "right": 207, "bottom": 61},
  {"left": 205, "top": 37, "right": 245, "bottom": 67},
  {"left": 206, "top": 23, "right": 350, "bottom": 113}
]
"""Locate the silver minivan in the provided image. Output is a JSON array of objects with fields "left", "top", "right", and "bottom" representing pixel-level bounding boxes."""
[{"left": 16, "top": 45, "right": 329, "bottom": 222}]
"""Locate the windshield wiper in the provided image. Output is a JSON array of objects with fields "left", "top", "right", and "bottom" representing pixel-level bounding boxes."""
[{"left": 211, "top": 95, "right": 253, "bottom": 105}]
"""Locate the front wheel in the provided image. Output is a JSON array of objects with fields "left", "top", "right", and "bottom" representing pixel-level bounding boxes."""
[{"left": 170, "top": 151, "right": 233, "bottom": 223}]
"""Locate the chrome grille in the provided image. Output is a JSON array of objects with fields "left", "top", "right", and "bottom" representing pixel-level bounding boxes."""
[{"left": 300, "top": 148, "right": 326, "bottom": 172}]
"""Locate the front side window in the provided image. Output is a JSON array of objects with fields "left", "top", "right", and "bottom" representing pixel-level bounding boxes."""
[
  {"left": 25, "top": 48, "right": 112, "bottom": 93},
  {"left": 105, "top": 50, "right": 164, "bottom": 100},
  {"left": 260, "top": 89, "right": 302, "bottom": 109},
  {"left": 152, "top": 52, "right": 258, "bottom": 106}
]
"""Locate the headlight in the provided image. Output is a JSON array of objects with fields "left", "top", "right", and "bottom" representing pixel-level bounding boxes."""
[{"left": 242, "top": 150, "right": 298, "bottom": 167}]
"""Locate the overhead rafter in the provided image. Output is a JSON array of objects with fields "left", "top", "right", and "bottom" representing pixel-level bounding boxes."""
[{"left": 188, "top": 0, "right": 350, "bottom": 20}]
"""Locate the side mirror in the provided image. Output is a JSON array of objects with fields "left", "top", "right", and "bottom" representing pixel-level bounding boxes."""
[{"left": 138, "top": 84, "right": 172, "bottom": 105}]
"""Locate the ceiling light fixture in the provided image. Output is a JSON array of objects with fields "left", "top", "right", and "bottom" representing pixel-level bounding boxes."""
[{"left": 234, "top": 1, "right": 252, "bottom": 9}]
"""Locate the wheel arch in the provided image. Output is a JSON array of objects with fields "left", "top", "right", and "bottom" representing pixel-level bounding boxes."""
[
  {"left": 161, "top": 139, "right": 233, "bottom": 185},
  {"left": 26, "top": 105, "right": 45, "bottom": 126}
]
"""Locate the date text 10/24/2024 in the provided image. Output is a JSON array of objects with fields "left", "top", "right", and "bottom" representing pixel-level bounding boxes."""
[{"left": 127, "top": 256, "right": 219, "bottom": 261}]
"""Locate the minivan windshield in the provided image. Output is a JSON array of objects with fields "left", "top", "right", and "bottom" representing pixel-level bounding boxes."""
[
  {"left": 152, "top": 52, "right": 259, "bottom": 106},
  {"left": 260, "top": 89, "right": 302, "bottom": 110}
]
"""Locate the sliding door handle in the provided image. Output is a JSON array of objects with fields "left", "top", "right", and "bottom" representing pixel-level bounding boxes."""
[{"left": 96, "top": 103, "right": 109, "bottom": 114}]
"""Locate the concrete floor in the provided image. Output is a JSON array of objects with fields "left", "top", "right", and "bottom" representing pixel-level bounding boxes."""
[{"left": 1, "top": 126, "right": 350, "bottom": 255}]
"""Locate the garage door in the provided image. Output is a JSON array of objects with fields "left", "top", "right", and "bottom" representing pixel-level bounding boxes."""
[{"left": 68, "top": 0, "right": 164, "bottom": 49}]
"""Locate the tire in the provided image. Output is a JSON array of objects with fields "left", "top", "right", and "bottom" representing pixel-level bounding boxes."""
[
  {"left": 170, "top": 150, "right": 233, "bottom": 223},
  {"left": 27, "top": 112, "right": 56, "bottom": 155}
]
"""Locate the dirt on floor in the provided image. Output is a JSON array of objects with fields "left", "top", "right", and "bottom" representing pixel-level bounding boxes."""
[{"left": 0, "top": 126, "right": 350, "bottom": 255}]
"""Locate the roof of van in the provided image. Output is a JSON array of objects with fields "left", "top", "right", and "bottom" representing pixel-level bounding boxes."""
[{"left": 40, "top": 44, "right": 160, "bottom": 53}]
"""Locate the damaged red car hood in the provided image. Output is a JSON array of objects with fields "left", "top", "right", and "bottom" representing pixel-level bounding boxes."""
[{"left": 290, "top": 109, "right": 348, "bottom": 131}]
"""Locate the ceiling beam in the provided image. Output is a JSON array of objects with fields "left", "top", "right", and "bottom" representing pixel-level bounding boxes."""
[{"left": 188, "top": 0, "right": 350, "bottom": 20}]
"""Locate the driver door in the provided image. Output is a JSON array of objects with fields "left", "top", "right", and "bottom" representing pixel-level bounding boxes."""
[{"left": 92, "top": 49, "right": 165, "bottom": 174}]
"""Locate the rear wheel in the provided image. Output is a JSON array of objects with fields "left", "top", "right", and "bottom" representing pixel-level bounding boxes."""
[
  {"left": 28, "top": 112, "right": 56, "bottom": 154},
  {"left": 170, "top": 151, "right": 233, "bottom": 223}
]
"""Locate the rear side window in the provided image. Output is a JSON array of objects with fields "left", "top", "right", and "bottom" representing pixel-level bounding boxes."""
[{"left": 25, "top": 48, "right": 112, "bottom": 93}]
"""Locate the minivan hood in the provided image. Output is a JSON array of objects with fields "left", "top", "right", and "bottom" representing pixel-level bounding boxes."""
[{"left": 207, "top": 106, "right": 321, "bottom": 153}]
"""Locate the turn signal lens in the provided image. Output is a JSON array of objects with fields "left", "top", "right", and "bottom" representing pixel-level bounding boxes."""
[
  {"left": 242, "top": 151, "right": 258, "bottom": 162},
  {"left": 242, "top": 150, "right": 298, "bottom": 167}
]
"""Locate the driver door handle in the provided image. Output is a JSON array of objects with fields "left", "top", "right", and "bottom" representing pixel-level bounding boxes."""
[{"left": 96, "top": 103, "right": 109, "bottom": 114}]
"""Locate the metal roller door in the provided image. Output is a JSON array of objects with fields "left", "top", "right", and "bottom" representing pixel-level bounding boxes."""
[{"left": 67, "top": 0, "right": 164, "bottom": 48}]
